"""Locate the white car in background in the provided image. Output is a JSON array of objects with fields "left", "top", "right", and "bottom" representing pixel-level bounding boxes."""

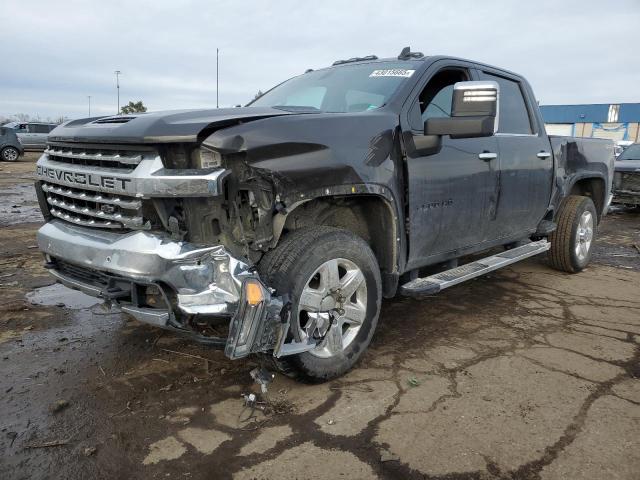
[{"left": 2, "top": 122, "right": 58, "bottom": 150}]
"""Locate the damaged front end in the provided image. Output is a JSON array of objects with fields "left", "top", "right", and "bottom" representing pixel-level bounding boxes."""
[
  {"left": 33, "top": 128, "right": 318, "bottom": 359},
  {"left": 37, "top": 220, "right": 309, "bottom": 359}
]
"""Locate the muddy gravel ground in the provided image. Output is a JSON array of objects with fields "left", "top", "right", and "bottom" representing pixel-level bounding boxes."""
[{"left": 1, "top": 153, "right": 639, "bottom": 480}]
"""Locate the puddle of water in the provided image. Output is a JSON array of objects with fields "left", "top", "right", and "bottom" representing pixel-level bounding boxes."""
[{"left": 26, "top": 283, "right": 101, "bottom": 309}]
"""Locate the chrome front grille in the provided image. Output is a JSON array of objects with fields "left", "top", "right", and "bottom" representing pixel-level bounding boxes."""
[
  {"left": 44, "top": 144, "right": 151, "bottom": 171},
  {"left": 42, "top": 182, "right": 149, "bottom": 230},
  {"left": 620, "top": 172, "right": 640, "bottom": 192}
]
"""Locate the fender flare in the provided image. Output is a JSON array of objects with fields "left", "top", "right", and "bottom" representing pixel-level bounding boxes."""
[{"left": 274, "top": 183, "right": 403, "bottom": 272}]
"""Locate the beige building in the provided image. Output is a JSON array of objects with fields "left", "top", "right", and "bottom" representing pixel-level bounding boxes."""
[{"left": 541, "top": 103, "right": 640, "bottom": 142}]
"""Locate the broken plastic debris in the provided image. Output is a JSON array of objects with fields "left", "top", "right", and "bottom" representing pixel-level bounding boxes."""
[
  {"left": 243, "top": 393, "right": 257, "bottom": 408},
  {"left": 250, "top": 367, "right": 274, "bottom": 394}
]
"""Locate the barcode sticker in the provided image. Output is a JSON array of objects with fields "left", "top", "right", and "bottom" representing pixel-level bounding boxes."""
[{"left": 369, "top": 69, "right": 415, "bottom": 78}]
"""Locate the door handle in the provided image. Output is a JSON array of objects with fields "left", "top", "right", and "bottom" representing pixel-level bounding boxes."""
[
  {"left": 478, "top": 152, "right": 497, "bottom": 161},
  {"left": 537, "top": 151, "right": 551, "bottom": 159}
]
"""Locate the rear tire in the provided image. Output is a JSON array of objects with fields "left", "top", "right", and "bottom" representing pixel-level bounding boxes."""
[
  {"left": 259, "top": 226, "right": 381, "bottom": 382},
  {"left": 548, "top": 195, "right": 597, "bottom": 273},
  {"left": 1, "top": 146, "right": 19, "bottom": 162}
]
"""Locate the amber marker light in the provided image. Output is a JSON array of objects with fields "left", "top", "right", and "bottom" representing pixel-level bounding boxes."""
[{"left": 246, "top": 280, "right": 264, "bottom": 306}]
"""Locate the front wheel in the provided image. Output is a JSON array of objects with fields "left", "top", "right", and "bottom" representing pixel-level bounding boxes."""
[
  {"left": 259, "top": 226, "right": 381, "bottom": 382},
  {"left": 1, "top": 146, "right": 20, "bottom": 162},
  {"left": 548, "top": 195, "right": 597, "bottom": 273}
]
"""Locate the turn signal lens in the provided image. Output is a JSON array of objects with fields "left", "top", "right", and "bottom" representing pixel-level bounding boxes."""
[{"left": 246, "top": 281, "right": 264, "bottom": 306}]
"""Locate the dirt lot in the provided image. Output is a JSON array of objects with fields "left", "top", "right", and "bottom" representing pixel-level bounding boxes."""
[{"left": 1, "top": 153, "right": 639, "bottom": 480}]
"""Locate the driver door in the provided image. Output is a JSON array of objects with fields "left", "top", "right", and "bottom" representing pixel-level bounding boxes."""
[{"left": 402, "top": 63, "right": 500, "bottom": 270}]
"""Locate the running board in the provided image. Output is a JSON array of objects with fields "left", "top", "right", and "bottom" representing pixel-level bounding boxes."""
[{"left": 400, "top": 240, "right": 550, "bottom": 297}]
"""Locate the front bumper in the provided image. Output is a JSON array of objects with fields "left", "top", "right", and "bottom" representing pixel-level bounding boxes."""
[{"left": 37, "top": 220, "right": 291, "bottom": 359}]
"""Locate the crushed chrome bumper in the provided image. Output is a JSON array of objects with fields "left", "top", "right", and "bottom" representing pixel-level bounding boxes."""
[{"left": 36, "top": 220, "right": 307, "bottom": 359}]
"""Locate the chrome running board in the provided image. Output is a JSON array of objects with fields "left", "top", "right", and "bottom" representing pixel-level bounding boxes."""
[{"left": 400, "top": 240, "right": 550, "bottom": 297}]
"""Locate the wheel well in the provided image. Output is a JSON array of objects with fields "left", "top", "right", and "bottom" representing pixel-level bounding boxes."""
[
  {"left": 280, "top": 196, "right": 397, "bottom": 275},
  {"left": 569, "top": 177, "right": 606, "bottom": 220}
]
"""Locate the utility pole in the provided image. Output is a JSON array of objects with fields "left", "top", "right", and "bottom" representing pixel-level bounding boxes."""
[
  {"left": 87, "top": 95, "right": 91, "bottom": 116},
  {"left": 114, "top": 70, "right": 122, "bottom": 114},
  {"left": 216, "top": 48, "right": 219, "bottom": 108}
]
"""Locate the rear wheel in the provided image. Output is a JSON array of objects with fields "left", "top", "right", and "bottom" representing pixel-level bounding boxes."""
[
  {"left": 1, "top": 146, "right": 19, "bottom": 162},
  {"left": 548, "top": 195, "right": 597, "bottom": 273},
  {"left": 259, "top": 226, "right": 381, "bottom": 382}
]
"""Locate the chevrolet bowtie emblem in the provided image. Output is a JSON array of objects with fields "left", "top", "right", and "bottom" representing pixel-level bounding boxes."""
[{"left": 100, "top": 204, "right": 116, "bottom": 214}]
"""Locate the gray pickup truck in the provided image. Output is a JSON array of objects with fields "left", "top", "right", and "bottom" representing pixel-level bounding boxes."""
[{"left": 34, "top": 49, "right": 614, "bottom": 381}]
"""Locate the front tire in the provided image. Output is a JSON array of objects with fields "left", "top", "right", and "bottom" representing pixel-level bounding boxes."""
[
  {"left": 259, "top": 226, "right": 381, "bottom": 382},
  {"left": 548, "top": 195, "right": 597, "bottom": 273},
  {"left": 1, "top": 146, "right": 20, "bottom": 162}
]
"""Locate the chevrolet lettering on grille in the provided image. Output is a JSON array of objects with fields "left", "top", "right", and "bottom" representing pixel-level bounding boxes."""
[{"left": 36, "top": 165, "right": 132, "bottom": 191}]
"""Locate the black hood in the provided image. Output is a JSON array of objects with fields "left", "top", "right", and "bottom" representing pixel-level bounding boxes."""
[{"left": 48, "top": 107, "right": 295, "bottom": 144}]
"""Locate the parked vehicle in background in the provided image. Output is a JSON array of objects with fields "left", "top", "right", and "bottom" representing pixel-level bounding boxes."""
[
  {"left": 614, "top": 140, "right": 634, "bottom": 158},
  {"left": 33, "top": 49, "right": 615, "bottom": 381},
  {"left": 0, "top": 126, "right": 24, "bottom": 162},
  {"left": 613, "top": 143, "right": 640, "bottom": 207},
  {"left": 2, "top": 122, "right": 58, "bottom": 150}
]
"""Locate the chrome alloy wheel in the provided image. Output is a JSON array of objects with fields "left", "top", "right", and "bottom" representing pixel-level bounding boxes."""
[
  {"left": 575, "top": 210, "right": 594, "bottom": 261},
  {"left": 296, "top": 258, "right": 367, "bottom": 358}
]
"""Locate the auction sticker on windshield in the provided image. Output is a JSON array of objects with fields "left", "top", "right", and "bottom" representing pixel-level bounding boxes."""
[{"left": 369, "top": 69, "right": 415, "bottom": 78}]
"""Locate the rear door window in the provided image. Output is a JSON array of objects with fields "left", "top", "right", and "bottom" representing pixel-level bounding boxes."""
[
  {"left": 32, "top": 124, "right": 51, "bottom": 134},
  {"left": 483, "top": 73, "right": 532, "bottom": 134}
]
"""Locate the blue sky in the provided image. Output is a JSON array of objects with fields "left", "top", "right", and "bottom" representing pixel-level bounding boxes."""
[{"left": 1, "top": 0, "right": 638, "bottom": 120}]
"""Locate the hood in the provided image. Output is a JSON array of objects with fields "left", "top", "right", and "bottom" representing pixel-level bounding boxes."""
[
  {"left": 48, "top": 107, "right": 295, "bottom": 144},
  {"left": 615, "top": 159, "right": 640, "bottom": 173}
]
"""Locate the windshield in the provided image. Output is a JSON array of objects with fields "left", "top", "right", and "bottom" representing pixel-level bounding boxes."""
[
  {"left": 2, "top": 122, "right": 18, "bottom": 129},
  {"left": 250, "top": 62, "right": 419, "bottom": 113},
  {"left": 618, "top": 144, "right": 640, "bottom": 161}
]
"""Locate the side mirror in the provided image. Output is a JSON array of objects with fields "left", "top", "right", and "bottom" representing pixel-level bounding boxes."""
[{"left": 424, "top": 81, "right": 499, "bottom": 139}]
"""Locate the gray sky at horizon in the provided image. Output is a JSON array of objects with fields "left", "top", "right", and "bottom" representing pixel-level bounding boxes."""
[{"left": 1, "top": 0, "right": 639, "bottom": 120}]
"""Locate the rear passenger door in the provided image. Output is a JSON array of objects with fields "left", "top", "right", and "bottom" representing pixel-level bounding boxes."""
[{"left": 478, "top": 70, "right": 553, "bottom": 238}]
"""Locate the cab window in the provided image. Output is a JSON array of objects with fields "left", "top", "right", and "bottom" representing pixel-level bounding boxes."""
[
  {"left": 409, "top": 68, "right": 469, "bottom": 130},
  {"left": 483, "top": 73, "right": 532, "bottom": 134}
]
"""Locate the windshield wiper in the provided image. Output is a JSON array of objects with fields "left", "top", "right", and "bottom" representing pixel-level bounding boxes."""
[{"left": 271, "top": 105, "right": 321, "bottom": 113}]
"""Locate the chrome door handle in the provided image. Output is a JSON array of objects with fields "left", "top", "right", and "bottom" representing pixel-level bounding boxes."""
[
  {"left": 478, "top": 152, "right": 497, "bottom": 161},
  {"left": 537, "top": 151, "right": 551, "bottom": 159}
]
